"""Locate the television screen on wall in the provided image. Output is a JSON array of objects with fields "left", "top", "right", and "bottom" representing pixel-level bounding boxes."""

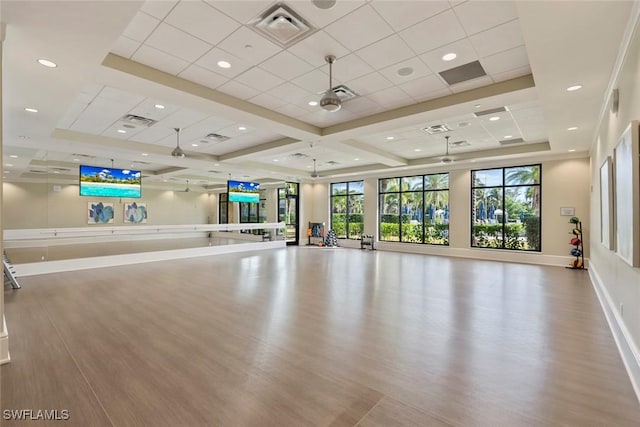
[
  {"left": 227, "top": 180, "right": 260, "bottom": 203},
  {"left": 79, "top": 165, "right": 141, "bottom": 198}
]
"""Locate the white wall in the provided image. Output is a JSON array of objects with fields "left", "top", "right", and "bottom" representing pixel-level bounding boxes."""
[
  {"left": 300, "top": 156, "right": 590, "bottom": 262},
  {"left": 590, "top": 14, "right": 640, "bottom": 392},
  {"left": 3, "top": 182, "right": 214, "bottom": 229}
]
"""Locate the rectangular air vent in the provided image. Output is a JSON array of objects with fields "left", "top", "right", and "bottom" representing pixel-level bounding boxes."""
[
  {"left": 439, "top": 60, "right": 487, "bottom": 85},
  {"left": 450, "top": 140, "right": 470, "bottom": 147},
  {"left": 325, "top": 160, "right": 339, "bottom": 165},
  {"left": 120, "top": 114, "right": 157, "bottom": 127},
  {"left": 250, "top": 3, "right": 316, "bottom": 48},
  {"left": 422, "top": 124, "right": 452, "bottom": 134},
  {"left": 474, "top": 106, "right": 507, "bottom": 117},
  {"left": 29, "top": 169, "right": 47, "bottom": 174},
  {"left": 205, "top": 133, "right": 230, "bottom": 143},
  {"left": 290, "top": 152, "right": 308, "bottom": 159},
  {"left": 317, "top": 85, "right": 358, "bottom": 101},
  {"left": 499, "top": 137, "right": 524, "bottom": 145}
]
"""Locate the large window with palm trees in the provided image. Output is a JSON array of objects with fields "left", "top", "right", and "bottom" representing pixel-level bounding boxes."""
[
  {"left": 471, "top": 165, "right": 541, "bottom": 251},
  {"left": 330, "top": 181, "right": 364, "bottom": 239},
  {"left": 379, "top": 173, "right": 449, "bottom": 245}
]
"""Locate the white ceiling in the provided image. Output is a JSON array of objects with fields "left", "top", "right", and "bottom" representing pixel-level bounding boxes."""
[{"left": 1, "top": 0, "right": 635, "bottom": 190}]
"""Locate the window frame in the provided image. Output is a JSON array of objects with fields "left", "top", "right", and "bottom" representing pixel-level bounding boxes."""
[{"left": 330, "top": 180, "right": 364, "bottom": 240}]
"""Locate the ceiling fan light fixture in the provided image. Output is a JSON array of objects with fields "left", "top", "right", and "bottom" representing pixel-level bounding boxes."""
[
  {"left": 441, "top": 135, "right": 453, "bottom": 164},
  {"left": 320, "top": 55, "right": 341, "bottom": 112},
  {"left": 171, "top": 127, "right": 185, "bottom": 158},
  {"left": 310, "top": 158, "right": 319, "bottom": 178}
]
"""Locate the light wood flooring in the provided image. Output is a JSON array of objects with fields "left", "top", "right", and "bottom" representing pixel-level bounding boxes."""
[{"left": 2, "top": 247, "right": 639, "bottom": 426}]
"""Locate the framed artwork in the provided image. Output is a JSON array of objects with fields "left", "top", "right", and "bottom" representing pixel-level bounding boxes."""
[
  {"left": 88, "top": 202, "right": 114, "bottom": 224},
  {"left": 614, "top": 121, "right": 640, "bottom": 267},
  {"left": 600, "top": 156, "right": 615, "bottom": 250},
  {"left": 124, "top": 202, "right": 147, "bottom": 224}
]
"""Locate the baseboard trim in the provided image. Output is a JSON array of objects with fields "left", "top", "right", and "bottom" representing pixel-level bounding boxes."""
[
  {"left": 589, "top": 264, "right": 640, "bottom": 403},
  {"left": 0, "top": 316, "right": 10, "bottom": 365}
]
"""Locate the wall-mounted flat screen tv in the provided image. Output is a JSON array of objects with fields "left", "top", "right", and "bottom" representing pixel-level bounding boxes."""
[
  {"left": 79, "top": 165, "right": 141, "bottom": 198},
  {"left": 227, "top": 180, "right": 260, "bottom": 203}
]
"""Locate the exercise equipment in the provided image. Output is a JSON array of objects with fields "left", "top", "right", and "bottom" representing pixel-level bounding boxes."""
[{"left": 567, "top": 218, "right": 586, "bottom": 270}]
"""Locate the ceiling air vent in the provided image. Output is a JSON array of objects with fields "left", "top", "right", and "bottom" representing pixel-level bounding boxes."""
[
  {"left": 325, "top": 160, "right": 339, "bottom": 166},
  {"left": 290, "top": 152, "right": 309, "bottom": 159},
  {"left": 318, "top": 85, "right": 358, "bottom": 102},
  {"left": 474, "top": 106, "right": 507, "bottom": 117},
  {"left": 422, "top": 124, "right": 452, "bottom": 134},
  {"left": 205, "top": 133, "right": 230, "bottom": 143},
  {"left": 250, "top": 3, "right": 316, "bottom": 48},
  {"left": 120, "top": 114, "right": 157, "bottom": 127},
  {"left": 50, "top": 167, "right": 71, "bottom": 173},
  {"left": 29, "top": 169, "right": 47, "bottom": 174},
  {"left": 439, "top": 60, "right": 487, "bottom": 85},
  {"left": 450, "top": 140, "right": 470, "bottom": 147},
  {"left": 208, "top": 170, "right": 221, "bottom": 174},
  {"left": 499, "top": 137, "right": 524, "bottom": 145}
]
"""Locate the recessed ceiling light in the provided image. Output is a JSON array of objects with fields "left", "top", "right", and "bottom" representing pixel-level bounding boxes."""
[
  {"left": 397, "top": 67, "right": 414, "bottom": 77},
  {"left": 273, "top": 159, "right": 279, "bottom": 162},
  {"left": 217, "top": 60, "right": 231, "bottom": 69},
  {"left": 308, "top": 101, "right": 319, "bottom": 106},
  {"left": 154, "top": 104, "right": 165, "bottom": 109},
  {"left": 9, "top": 155, "right": 18, "bottom": 158},
  {"left": 414, "top": 148, "right": 421, "bottom": 152},
  {"left": 567, "top": 126, "right": 578, "bottom": 131},
  {"left": 117, "top": 129, "right": 127, "bottom": 134},
  {"left": 24, "top": 107, "right": 38, "bottom": 113},
  {"left": 214, "top": 163, "right": 220, "bottom": 166},
  {"left": 191, "top": 143, "right": 199, "bottom": 147},
  {"left": 141, "top": 153, "right": 149, "bottom": 156},
  {"left": 37, "top": 59, "right": 57, "bottom": 68},
  {"left": 504, "top": 135, "right": 513, "bottom": 139},
  {"left": 386, "top": 136, "right": 395, "bottom": 140},
  {"left": 5, "top": 164, "right": 13, "bottom": 167},
  {"left": 474, "top": 104, "right": 481, "bottom": 108},
  {"left": 307, "top": 165, "right": 312, "bottom": 168},
  {"left": 442, "top": 52, "right": 457, "bottom": 61},
  {"left": 354, "top": 158, "right": 359, "bottom": 161},
  {"left": 53, "top": 170, "right": 60, "bottom": 174},
  {"left": 568, "top": 149, "right": 576, "bottom": 152},
  {"left": 489, "top": 116, "right": 500, "bottom": 121},
  {"left": 567, "top": 85, "right": 582, "bottom": 92},
  {"left": 312, "top": 0, "right": 337, "bottom": 9},
  {"left": 238, "top": 126, "right": 247, "bottom": 131}
]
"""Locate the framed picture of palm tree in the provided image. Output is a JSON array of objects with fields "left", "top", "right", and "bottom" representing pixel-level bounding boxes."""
[{"left": 614, "top": 121, "right": 640, "bottom": 267}]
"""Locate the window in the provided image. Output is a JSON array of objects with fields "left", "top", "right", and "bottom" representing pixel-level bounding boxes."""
[
  {"left": 330, "top": 181, "right": 364, "bottom": 239},
  {"left": 471, "top": 165, "right": 541, "bottom": 251},
  {"left": 378, "top": 173, "right": 449, "bottom": 245},
  {"left": 219, "top": 193, "right": 228, "bottom": 224}
]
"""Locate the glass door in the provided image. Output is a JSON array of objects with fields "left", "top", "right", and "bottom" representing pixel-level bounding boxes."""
[{"left": 278, "top": 182, "right": 299, "bottom": 245}]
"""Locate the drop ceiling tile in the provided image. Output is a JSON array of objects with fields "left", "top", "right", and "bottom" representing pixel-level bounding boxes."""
[
  {"left": 480, "top": 45, "right": 529, "bottom": 75},
  {"left": 370, "top": 0, "right": 450, "bottom": 31},
  {"left": 273, "top": 103, "right": 309, "bottom": 119},
  {"left": 348, "top": 72, "right": 394, "bottom": 96},
  {"left": 449, "top": 75, "right": 494, "bottom": 93},
  {"left": 400, "top": 10, "right": 466, "bottom": 55},
  {"left": 123, "top": 11, "right": 160, "bottom": 43},
  {"left": 492, "top": 65, "right": 532, "bottom": 83},
  {"left": 249, "top": 92, "right": 288, "bottom": 110},
  {"left": 99, "top": 87, "right": 145, "bottom": 107},
  {"left": 163, "top": 108, "right": 210, "bottom": 129},
  {"left": 70, "top": 97, "right": 129, "bottom": 135},
  {"left": 291, "top": 69, "right": 330, "bottom": 94},
  {"left": 356, "top": 34, "right": 416, "bottom": 70},
  {"left": 193, "top": 116, "right": 236, "bottom": 133},
  {"left": 332, "top": 53, "right": 374, "bottom": 82},
  {"left": 234, "top": 67, "right": 285, "bottom": 92},
  {"left": 165, "top": 1, "right": 240, "bottom": 45},
  {"left": 267, "top": 82, "right": 314, "bottom": 103},
  {"left": 453, "top": 1, "right": 518, "bottom": 36},
  {"left": 178, "top": 64, "right": 229, "bottom": 89},
  {"left": 140, "top": 0, "right": 178, "bottom": 20},
  {"left": 469, "top": 20, "right": 524, "bottom": 58},
  {"left": 217, "top": 26, "right": 282, "bottom": 65},
  {"left": 128, "top": 100, "right": 180, "bottom": 122},
  {"left": 128, "top": 125, "right": 175, "bottom": 144},
  {"left": 379, "top": 57, "right": 433, "bottom": 85},
  {"left": 205, "top": 1, "right": 270, "bottom": 24},
  {"left": 217, "top": 80, "right": 262, "bottom": 100},
  {"left": 366, "top": 87, "right": 414, "bottom": 107},
  {"left": 412, "top": 87, "right": 452, "bottom": 103},
  {"left": 286, "top": 0, "right": 366, "bottom": 29},
  {"left": 259, "top": 50, "right": 315, "bottom": 81},
  {"left": 342, "top": 97, "right": 379, "bottom": 115},
  {"left": 132, "top": 45, "right": 189, "bottom": 75},
  {"left": 111, "top": 36, "right": 140, "bottom": 59},
  {"left": 145, "top": 23, "right": 213, "bottom": 63},
  {"left": 196, "top": 47, "right": 252, "bottom": 78},
  {"left": 419, "top": 39, "right": 479, "bottom": 73},
  {"left": 57, "top": 99, "right": 88, "bottom": 129},
  {"left": 288, "top": 31, "right": 350, "bottom": 67},
  {"left": 324, "top": 5, "right": 394, "bottom": 51}
]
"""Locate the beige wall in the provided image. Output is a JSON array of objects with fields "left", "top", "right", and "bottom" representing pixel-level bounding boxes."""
[
  {"left": 301, "top": 156, "right": 590, "bottom": 259},
  {"left": 590, "top": 19, "right": 640, "bottom": 357},
  {"left": 3, "top": 182, "right": 214, "bottom": 229}
]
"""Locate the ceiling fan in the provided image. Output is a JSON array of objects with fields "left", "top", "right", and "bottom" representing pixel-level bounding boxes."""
[
  {"left": 320, "top": 55, "right": 341, "bottom": 112},
  {"left": 171, "top": 127, "right": 185, "bottom": 158},
  {"left": 441, "top": 135, "right": 453, "bottom": 164},
  {"left": 310, "top": 158, "right": 319, "bottom": 178}
]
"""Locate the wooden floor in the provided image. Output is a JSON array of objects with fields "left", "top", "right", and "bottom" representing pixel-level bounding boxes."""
[{"left": 2, "top": 247, "right": 639, "bottom": 426}]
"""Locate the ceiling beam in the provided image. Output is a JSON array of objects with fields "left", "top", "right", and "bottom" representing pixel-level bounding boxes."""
[
  {"left": 334, "top": 139, "right": 408, "bottom": 167},
  {"left": 217, "top": 137, "right": 301, "bottom": 161}
]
